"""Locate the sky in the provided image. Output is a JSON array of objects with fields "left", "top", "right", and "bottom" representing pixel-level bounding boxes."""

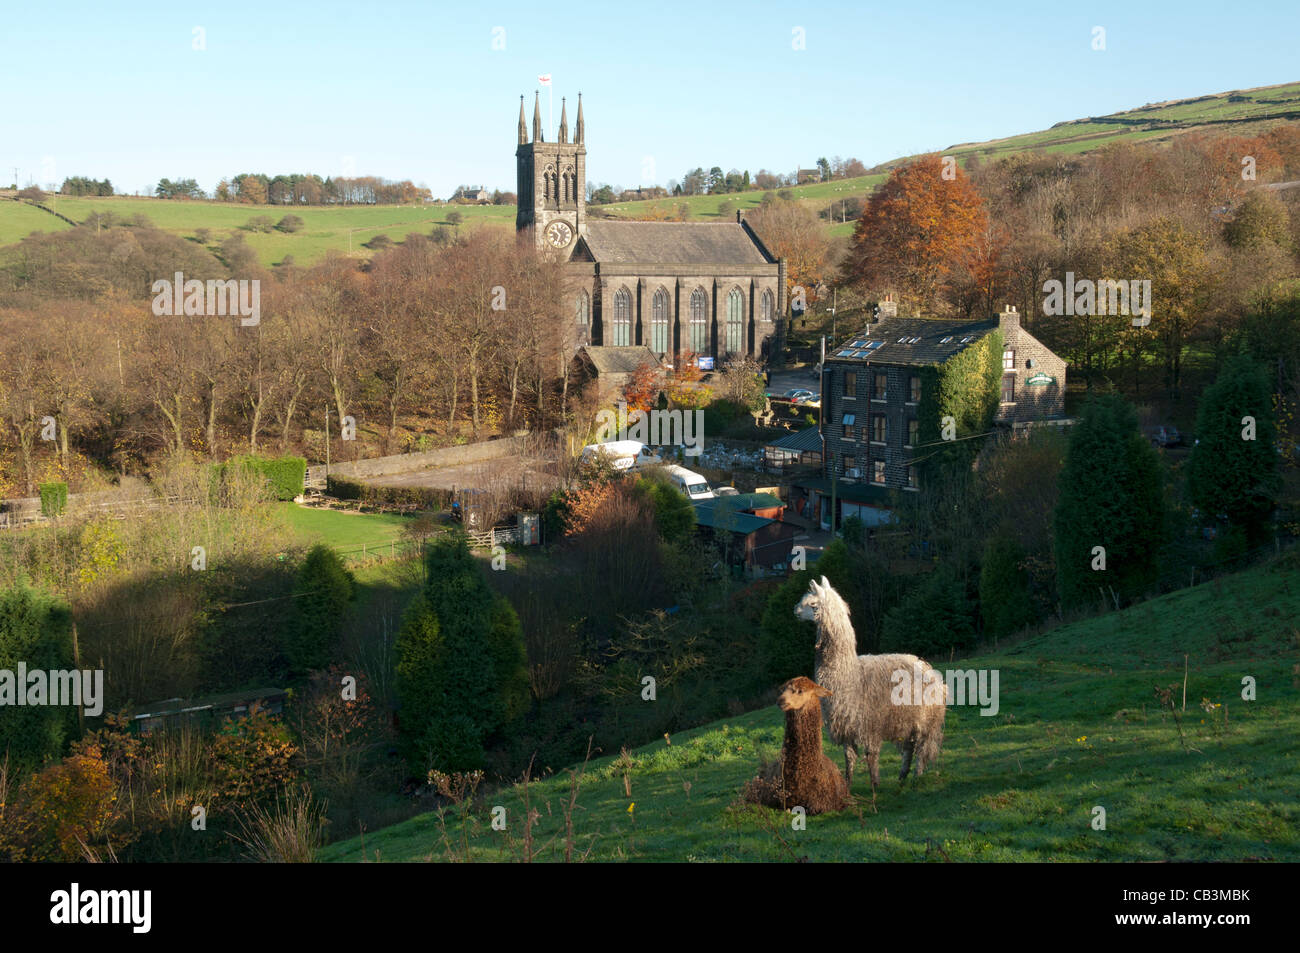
[{"left": 3, "top": 0, "right": 1299, "bottom": 198}]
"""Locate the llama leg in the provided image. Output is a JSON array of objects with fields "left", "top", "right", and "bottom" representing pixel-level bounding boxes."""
[
  {"left": 898, "top": 739, "right": 914, "bottom": 782},
  {"left": 843, "top": 746, "right": 857, "bottom": 793},
  {"left": 867, "top": 746, "right": 881, "bottom": 791}
]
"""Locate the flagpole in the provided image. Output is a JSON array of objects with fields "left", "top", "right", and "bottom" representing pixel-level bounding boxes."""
[{"left": 548, "top": 83, "right": 553, "bottom": 139}]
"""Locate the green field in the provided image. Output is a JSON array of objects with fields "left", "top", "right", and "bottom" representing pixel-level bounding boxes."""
[
  {"left": 886, "top": 81, "right": 1300, "bottom": 169},
  {"left": 0, "top": 195, "right": 513, "bottom": 267},
  {"left": 321, "top": 556, "right": 1300, "bottom": 862},
  {"left": 4, "top": 80, "right": 1297, "bottom": 267},
  {"left": 277, "top": 502, "right": 416, "bottom": 550}
]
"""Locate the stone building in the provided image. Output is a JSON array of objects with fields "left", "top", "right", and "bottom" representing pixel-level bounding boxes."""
[
  {"left": 817, "top": 306, "right": 1067, "bottom": 494},
  {"left": 514, "top": 92, "right": 786, "bottom": 364}
]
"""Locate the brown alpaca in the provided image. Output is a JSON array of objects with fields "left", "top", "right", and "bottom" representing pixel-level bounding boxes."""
[{"left": 745, "top": 676, "right": 849, "bottom": 815}]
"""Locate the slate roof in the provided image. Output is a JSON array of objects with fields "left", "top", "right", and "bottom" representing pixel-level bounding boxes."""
[
  {"left": 766, "top": 426, "right": 822, "bottom": 453},
  {"left": 577, "top": 221, "right": 773, "bottom": 266},
  {"left": 828, "top": 317, "right": 999, "bottom": 367},
  {"left": 580, "top": 345, "right": 660, "bottom": 376}
]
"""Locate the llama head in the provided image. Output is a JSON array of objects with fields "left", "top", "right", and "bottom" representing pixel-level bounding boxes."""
[
  {"left": 777, "top": 675, "right": 833, "bottom": 712},
  {"left": 794, "top": 576, "right": 848, "bottom": 650}
]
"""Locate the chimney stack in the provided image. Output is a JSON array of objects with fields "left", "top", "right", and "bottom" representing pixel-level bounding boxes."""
[
  {"left": 877, "top": 293, "right": 898, "bottom": 320},
  {"left": 999, "top": 303, "right": 1020, "bottom": 332}
]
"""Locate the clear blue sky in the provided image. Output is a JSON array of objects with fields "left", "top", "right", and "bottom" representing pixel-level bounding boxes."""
[{"left": 3, "top": 0, "right": 1297, "bottom": 198}]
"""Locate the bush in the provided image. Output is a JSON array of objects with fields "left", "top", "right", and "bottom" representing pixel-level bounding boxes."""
[
  {"left": 395, "top": 536, "right": 528, "bottom": 774},
  {"left": 0, "top": 580, "right": 75, "bottom": 774},
  {"left": 1054, "top": 393, "right": 1167, "bottom": 609},
  {"left": 219, "top": 455, "right": 306, "bottom": 501},
  {"left": 276, "top": 214, "right": 304, "bottom": 233},
  {"left": 246, "top": 215, "right": 275, "bottom": 232},
  {"left": 326, "top": 475, "right": 450, "bottom": 510},
  {"left": 979, "top": 535, "right": 1037, "bottom": 640},
  {"left": 285, "top": 545, "right": 355, "bottom": 676},
  {"left": 880, "top": 565, "right": 978, "bottom": 658},
  {"left": 38, "top": 482, "right": 68, "bottom": 518}
]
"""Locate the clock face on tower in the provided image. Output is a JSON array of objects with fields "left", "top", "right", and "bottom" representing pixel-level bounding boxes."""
[{"left": 545, "top": 220, "right": 573, "bottom": 248}]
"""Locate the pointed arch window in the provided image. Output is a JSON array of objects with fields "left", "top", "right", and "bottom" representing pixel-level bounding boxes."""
[
  {"left": 688, "top": 287, "right": 709, "bottom": 354},
  {"left": 651, "top": 288, "right": 670, "bottom": 356},
  {"left": 612, "top": 287, "right": 632, "bottom": 346},
  {"left": 725, "top": 288, "right": 744, "bottom": 355},
  {"left": 761, "top": 288, "right": 775, "bottom": 323},
  {"left": 575, "top": 291, "right": 590, "bottom": 340}
]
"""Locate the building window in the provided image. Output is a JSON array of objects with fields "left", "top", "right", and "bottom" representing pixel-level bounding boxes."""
[
  {"left": 872, "top": 414, "right": 886, "bottom": 444},
  {"left": 907, "top": 465, "right": 919, "bottom": 489},
  {"left": 909, "top": 375, "right": 921, "bottom": 403},
  {"left": 842, "top": 412, "right": 856, "bottom": 440},
  {"left": 725, "top": 288, "right": 744, "bottom": 354},
  {"left": 873, "top": 372, "right": 887, "bottom": 399},
  {"left": 575, "top": 291, "right": 589, "bottom": 337},
  {"left": 761, "top": 289, "right": 775, "bottom": 323},
  {"left": 1001, "top": 374, "right": 1015, "bottom": 403},
  {"left": 1003, "top": 348, "right": 1015, "bottom": 371},
  {"left": 873, "top": 460, "right": 886, "bottom": 485},
  {"left": 843, "top": 454, "right": 857, "bottom": 475},
  {"left": 844, "top": 370, "right": 857, "bottom": 396},
  {"left": 613, "top": 287, "right": 632, "bottom": 347},
  {"left": 907, "top": 418, "right": 919, "bottom": 447},
  {"left": 651, "top": 288, "right": 670, "bottom": 355},
  {"left": 689, "top": 287, "right": 709, "bottom": 354}
]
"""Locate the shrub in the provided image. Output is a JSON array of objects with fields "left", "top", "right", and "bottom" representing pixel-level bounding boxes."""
[
  {"left": 395, "top": 536, "right": 529, "bottom": 774},
  {"left": 979, "top": 535, "right": 1037, "bottom": 640},
  {"left": 326, "top": 475, "right": 450, "bottom": 510},
  {"left": 880, "top": 565, "right": 978, "bottom": 657},
  {"left": 0, "top": 581, "right": 75, "bottom": 774},
  {"left": 39, "top": 482, "right": 68, "bottom": 518},
  {"left": 1187, "top": 355, "right": 1280, "bottom": 548},
  {"left": 217, "top": 455, "right": 306, "bottom": 501},
  {"left": 284, "top": 544, "right": 355, "bottom": 676},
  {"left": 276, "top": 214, "right": 304, "bottom": 233},
  {"left": 1055, "top": 393, "right": 1167, "bottom": 608},
  {"left": 0, "top": 744, "right": 124, "bottom": 862}
]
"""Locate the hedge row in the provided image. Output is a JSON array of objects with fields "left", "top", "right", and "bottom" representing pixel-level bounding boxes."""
[
  {"left": 214, "top": 455, "right": 306, "bottom": 501},
  {"left": 326, "top": 476, "right": 452, "bottom": 510},
  {"left": 38, "top": 482, "right": 68, "bottom": 518}
]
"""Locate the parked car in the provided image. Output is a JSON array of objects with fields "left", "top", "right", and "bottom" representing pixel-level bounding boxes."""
[
  {"left": 662, "top": 464, "right": 715, "bottom": 501},
  {"left": 579, "top": 440, "right": 663, "bottom": 471},
  {"left": 1149, "top": 426, "right": 1182, "bottom": 448},
  {"left": 714, "top": 485, "right": 740, "bottom": 496}
]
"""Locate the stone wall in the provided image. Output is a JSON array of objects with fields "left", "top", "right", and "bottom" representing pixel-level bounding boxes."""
[{"left": 306, "top": 435, "right": 531, "bottom": 487}]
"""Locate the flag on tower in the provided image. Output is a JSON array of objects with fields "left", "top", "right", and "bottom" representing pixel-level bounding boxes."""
[{"left": 537, "top": 74, "right": 552, "bottom": 86}]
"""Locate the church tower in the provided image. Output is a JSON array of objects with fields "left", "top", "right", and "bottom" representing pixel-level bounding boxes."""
[{"left": 516, "top": 91, "right": 586, "bottom": 251}]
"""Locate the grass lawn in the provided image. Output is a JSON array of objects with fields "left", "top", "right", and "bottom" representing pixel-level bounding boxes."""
[
  {"left": 321, "top": 557, "right": 1300, "bottom": 862},
  {"left": 277, "top": 502, "right": 416, "bottom": 551}
]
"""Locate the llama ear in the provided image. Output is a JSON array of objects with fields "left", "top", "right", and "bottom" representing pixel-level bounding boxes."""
[
  {"left": 814, "top": 684, "right": 833, "bottom": 698},
  {"left": 819, "top": 575, "right": 831, "bottom": 590}
]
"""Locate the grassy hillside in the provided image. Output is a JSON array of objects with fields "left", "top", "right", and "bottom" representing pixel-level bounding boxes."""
[
  {"left": 0, "top": 195, "right": 511, "bottom": 267},
  {"left": 321, "top": 556, "right": 1300, "bottom": 862},
  {"left": 884, "top": 80, "right": 1300, "bottom": 170},
  {"left": 3, "top": 81, "right": 1297, "bottom": 265}
]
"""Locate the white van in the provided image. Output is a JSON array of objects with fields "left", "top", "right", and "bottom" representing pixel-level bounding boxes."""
[
  {"left": 580, "top": 440, "right": 662, "bottom": 472},
  {"left": 662, "top": 464, "right": 715, "bottom": 501}
]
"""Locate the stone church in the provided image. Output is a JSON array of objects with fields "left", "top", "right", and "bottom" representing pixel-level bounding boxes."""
[{"left": 515, "top": 92, "right": 787, "bottom": 364}]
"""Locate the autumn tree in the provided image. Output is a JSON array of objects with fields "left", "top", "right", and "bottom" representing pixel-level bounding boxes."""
[{"left": 844, "top": 155, "right": 989, "bottom": 315}]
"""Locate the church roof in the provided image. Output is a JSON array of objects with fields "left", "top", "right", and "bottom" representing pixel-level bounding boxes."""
[
  {"left": 578, "top": 221, "right": 773, "bottom": 266},
  {"left": 579, "top": 345, "right": 660, "bottom": 376}
]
